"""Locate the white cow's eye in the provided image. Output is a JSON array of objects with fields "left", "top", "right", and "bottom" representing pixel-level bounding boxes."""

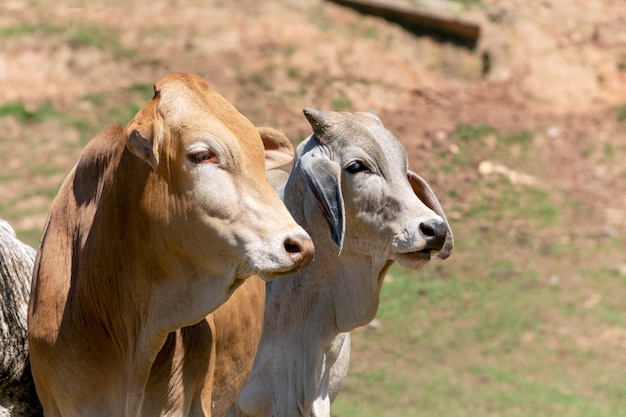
[
  {"left": 346, "top": 161, "right": 371, "bottom": 174},
  {"left": 188, "top": 150, "right": 219, "bottom": 164}
]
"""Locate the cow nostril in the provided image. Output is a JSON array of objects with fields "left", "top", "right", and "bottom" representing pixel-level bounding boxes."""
[
  {"left": 419, "top": 220, "right": 448, "bottom": 251},
  {"left": 283, "top": 235, "right": 315, "bottom": 266},
  {"left": 284, "top": 239, "right": 301, "bottom": 254},
  {"left": 420, "top": 222, "right": 436, "bottom": 238}
]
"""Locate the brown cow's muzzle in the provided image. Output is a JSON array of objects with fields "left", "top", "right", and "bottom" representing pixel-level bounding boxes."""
[
  {"left": 248, "top": 229, "right": 315, "bottom": 281},
  {"left": 283, "top": 233, "right": 316, "bottom": 269}
]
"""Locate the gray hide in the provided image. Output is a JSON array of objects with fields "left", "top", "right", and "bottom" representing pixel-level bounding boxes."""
[
  {"left": 0, "top": 220, "right": 43, "bottom": 417},
  {"left": 228, "top": 109, "right": 453, "bottom": 417}
]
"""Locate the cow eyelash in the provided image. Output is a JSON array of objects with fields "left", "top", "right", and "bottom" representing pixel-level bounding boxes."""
[
  {"left": 187, "top": 150, "right": 219, "bottom": 164},
  {"left": 345, "top": 161, "right": 371, "bottom": 174}
]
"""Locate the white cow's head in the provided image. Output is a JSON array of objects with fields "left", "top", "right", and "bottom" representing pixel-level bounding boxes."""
[{"left": 289, "top": 108, "right": 453, "bottom": 330}]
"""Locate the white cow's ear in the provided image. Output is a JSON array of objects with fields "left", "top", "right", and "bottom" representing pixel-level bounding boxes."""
[
  {"left": 258, "top": 127, "right": 295, "bottom": 171},
  {"left": 407, "top": 170, "right": 448, "bottom": 223},
  {"left": 300, "top": 151, "right": 346, "bottom": 255},
  {"left": 125, "top": 100, "right": 163, "bottom": 172},
  {"left": 408, "top": 170, "right": 454, "bottom": 257}
]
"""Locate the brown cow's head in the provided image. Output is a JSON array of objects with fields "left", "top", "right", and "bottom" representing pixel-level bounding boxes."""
[{"left": 124, "top": 73, "right": 314, "bottom": 311}]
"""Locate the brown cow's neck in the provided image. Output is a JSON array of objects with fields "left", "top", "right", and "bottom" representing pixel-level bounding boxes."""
[{"left": 31, "top": 128, "right": 218, "bottom": 417}]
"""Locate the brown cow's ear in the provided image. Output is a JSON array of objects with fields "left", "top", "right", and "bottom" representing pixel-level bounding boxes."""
[
  {"left": 408, "top": 170, "right": 454, "bottom": 258},
  {"left": 125, "top": 101, "right": 163, "bottom": 172},
  {"left": 258, "top": 127, "right": 295, "bottom": 171}
]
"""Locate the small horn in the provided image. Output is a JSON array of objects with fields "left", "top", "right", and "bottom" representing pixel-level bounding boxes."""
[{"left": 303, "top": 108, "right": 331, "bottom": 139}]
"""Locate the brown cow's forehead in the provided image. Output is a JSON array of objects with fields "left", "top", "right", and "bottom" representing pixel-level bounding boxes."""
[{"left": 155, "top": 73, "right": 265, "bottom": 170}]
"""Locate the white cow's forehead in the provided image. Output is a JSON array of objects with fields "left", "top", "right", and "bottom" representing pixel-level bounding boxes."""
[
  {"left": 332, "top": 128, "right": 408, "bottom": 171},
  {"left": 298, "top": 110, "right": 411, "bottom": 174}
]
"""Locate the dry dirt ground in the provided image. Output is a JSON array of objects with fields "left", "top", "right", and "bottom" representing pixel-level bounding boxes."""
[
  {"left": 1, "top": 0, "right": 626, "bottom": 238},
  {"left": 1, "top": 0, "right": 626, "bottom": 414}
]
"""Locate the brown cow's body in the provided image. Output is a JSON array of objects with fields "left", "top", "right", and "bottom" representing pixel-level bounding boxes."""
[{"left": 28, "top": 73, "right": 313, "bottom": 417}]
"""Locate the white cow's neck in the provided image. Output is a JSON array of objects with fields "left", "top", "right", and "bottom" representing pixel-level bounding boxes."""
[{"left": 262, "top": 242, "right": 392, "bottom": 416}]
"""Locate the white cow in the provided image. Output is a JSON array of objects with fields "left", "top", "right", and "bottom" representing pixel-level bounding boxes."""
[
  {"left": 0, "top": 220, "right": 42, "bottom": 417},
  {"left": 229, "top": 108, "right": 453, "bottom": 417}
]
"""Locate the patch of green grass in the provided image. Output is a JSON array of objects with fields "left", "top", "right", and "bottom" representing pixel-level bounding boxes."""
[
  {"left": 455, "top": 124, "right": 496, "bottom": 141},
  {"left": 332, "top": 97, "right": 352, "bottom": 110},
  {"left": 128, "top": 82, "right": 154, "bottom": 97},
  {"left": 449, "top": 0, "right": 484, "bottom": 8},
  {"left": 0, "top": 22, "right": 66, "bottom": 38},
  {"left": 452, "top": 124, "right": 534, "bottom": 157},
  {"left": 67, "top": 24, "right": 135, "bottom": 58},
  {"left": 409, "top": 0, "right": 484, "bottom": 8},
  {"left": 0, "top": 24, "right": 37, "bottom": 37},
  {"left": 237, "top": 72, "right": 273, "bottom": 92},
  {"left": 69, "top": 86, "right": 155, "bottom": 143},
  {"left": 1, "top": 21, "right": 132, "bottom": 59},
  {"left": 84, "top": 92, "right": 106, "bottom": 107},
  {"left": 498, "top": 185, "right": 561, "bottom": 226},
  {"left": 26, "top": 163, "right": 65, "bottom": 177},
  {"left": 287, "top": 66, "right": 301, "bottom": 80},
  {"left": 0, "top": 101, "right": 95, "bottom": 144},
  {"left": 16, "top": 228, "right": 43, "bottom": 249},
  {"left": 0, "top": 172, "right": 21, "bottom": 182},
  {"left": 617, "top": 105, "right": 626, "bottom": 123},
  {"left": 0, "top": 102, "right": 60, "bottom": 123},
  {"left": 283, "top": 45, "right": 296, "bottom": 57},
  {"left": 501, "top": 130, "right": 533, "bottom": 145}
]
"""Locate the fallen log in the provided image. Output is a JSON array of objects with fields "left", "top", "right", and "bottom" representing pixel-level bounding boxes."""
[{"left": 327, "top": 0, "right": 480, "bottom": 46}]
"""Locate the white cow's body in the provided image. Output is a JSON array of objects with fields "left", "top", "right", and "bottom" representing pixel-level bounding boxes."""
[{"left": 229, "top": 109, "right": 453, "bottom": 417}]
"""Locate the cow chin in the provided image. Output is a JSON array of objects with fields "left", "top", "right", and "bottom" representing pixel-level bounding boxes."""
[
  {"left": 394, "top": 250, "right": 432, "bottom": 269},
  {"left": 255, "top": 267, "right": 296, "bottom": 282},
  {"left": 255, "top": 255, "right": 317, "bottom": 280}
]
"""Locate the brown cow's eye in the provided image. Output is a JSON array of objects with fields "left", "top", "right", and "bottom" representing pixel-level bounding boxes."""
[
  {"left": 188, "top": 150, "right": 218, "bottom": 164},
  {"left": 346, "top": 161, "right": 371, "bottom": 174}
]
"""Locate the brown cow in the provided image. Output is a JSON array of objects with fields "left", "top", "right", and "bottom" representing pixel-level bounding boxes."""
[{"left": 27, "top": 73, "right": 314, "bottom": 417}]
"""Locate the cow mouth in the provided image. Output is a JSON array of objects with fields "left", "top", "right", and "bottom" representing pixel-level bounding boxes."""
[
  {"left": 398, "top": 249, "right": 431, "bottom": 261},
  {"left": 394, "top": 249, "right": 432, "bottom": 268},
  {"left": 256, "top": 264, "right": 306, "bottom": 281}
]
